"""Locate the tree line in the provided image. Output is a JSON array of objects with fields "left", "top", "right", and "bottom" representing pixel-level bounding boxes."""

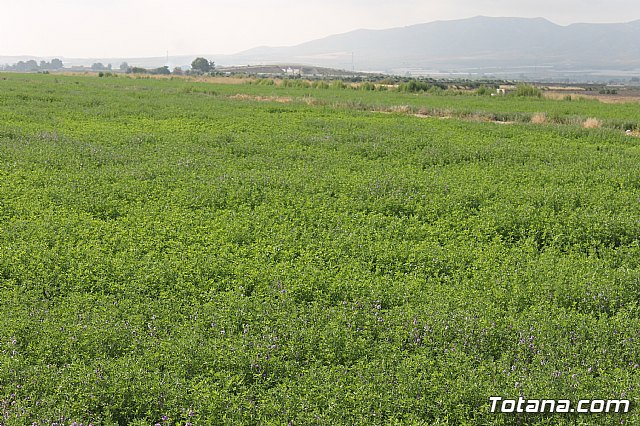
[
  {"left": 119, "top": 57, "right": 215, "bottom": 76},
  {"left": 4, "top": 59, "right": 63, "bottom": 72},
  {"left": 2, "top": 57, "right": 214, "bottom": 75}
]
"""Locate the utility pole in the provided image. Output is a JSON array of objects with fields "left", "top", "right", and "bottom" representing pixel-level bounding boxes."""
[{"left": 351, "top": 52, "right": 354, "bottom": 75}]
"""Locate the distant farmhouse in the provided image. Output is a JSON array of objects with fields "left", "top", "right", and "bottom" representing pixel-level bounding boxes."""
[{"left": 217, "top": 64, "right": 363, "bottom": 78}]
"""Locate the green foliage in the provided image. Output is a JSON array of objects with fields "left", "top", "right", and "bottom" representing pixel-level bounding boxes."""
[
  {"left": 280, "top": 78, "right": 311, "bottom": 88},
  {"left": 91, "top": 62, "right": 108, "bottom": 71},
  {"left": 127, "top": 66, "right": 148, "bottom": 74},
  {"left": 331, "top": 79, "right": 347, "bottom": 89},
  {"left": 311, "top": 80, "right": 330, "bottom": 89},
  {"left": 0, "top": 73, "right": 639, "bottom": 425},
  {"left": 360, "top": 81, "right": 376, "bottom": 91},
  {"left": 254, "top": 78, "right": 275, "bottom": 86},
  {"left": 191, "top": 57, "right": 214, "bottom": 73},
  {"left": 397, "top": 79, "right": 449, "bottom": 93},
  {"left": 151, "top": 66, "right": 171, "bottom": 75},
  {"left": 475, "top": 84, "right": 492, "bottom": 95},
  {"left": 514, "top": 83, "right": 543, "bottom": 97}
]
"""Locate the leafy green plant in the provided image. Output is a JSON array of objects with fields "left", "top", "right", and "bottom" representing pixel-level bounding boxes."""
[
  {"left": 514, "top": 83, "right": 542, "bottom": 97},
  {"left": 0, "top": 72, "right": 638, "bottom": 425}
]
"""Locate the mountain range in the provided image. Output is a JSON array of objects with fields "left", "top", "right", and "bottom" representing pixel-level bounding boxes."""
[
  {"left": 224, "top": 16, "right": 640, "bottom": 80},
  {"left": 3, "top": 16, "right": 640, "bottom": 81}
]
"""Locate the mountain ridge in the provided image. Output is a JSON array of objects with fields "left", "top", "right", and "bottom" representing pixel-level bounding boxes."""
[
  {"left": 228, "top": 16, "right": 640, "bottom": 80},
  {"left": 3, "top": 17, "right": 640, "bottom": 81}
]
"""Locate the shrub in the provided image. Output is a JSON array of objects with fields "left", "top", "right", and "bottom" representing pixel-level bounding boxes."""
[
  {"left": 331, "top": 80, "right": 347, "bottom": 90},
  {"left": 150, "top": 66, "right": 171, "bottom": 75},
  {"left": 360, "top": 82, "right": 376, "bottom": 91},
  {"left": 475, "top": 85, "right": 491, "bottom": 96},
  {"left": 398, "top": 80, "right": 448, "bottom": 93},
  {"left": 514, "top": 84, "right": 542, "bottom": 97},
  {"left": 311, "top": 81, "right": 330, "bottom": 89},
  {"left": 255, "top": 78, "right": 275, "bottom": 86},
  {"left": 128, "top": 67, "right": 148, "bottom": 74}
]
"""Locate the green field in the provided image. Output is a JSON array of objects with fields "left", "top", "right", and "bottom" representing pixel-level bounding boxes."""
[{"left": 1, "top": 73, "right": 640, "bottom": 425}]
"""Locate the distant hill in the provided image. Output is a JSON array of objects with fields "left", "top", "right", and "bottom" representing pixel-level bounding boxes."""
[
  {"left": 3, "top": 17, "right": 640, "bottom": 81},
  {"left": 224, "top": 16, "right": 640, "bottom": 80}
]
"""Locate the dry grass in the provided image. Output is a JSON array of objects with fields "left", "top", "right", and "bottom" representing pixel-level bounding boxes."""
[
  {"left": 531, "top": 113, "right": 547, "bottom": 124},
  {"left": 188, "top": 76, "right": 250, "bottom": 85},
  {"left": 302, "top": 97, "right": 321, "bottom": 106},
  {"left": 389, "top": 105, "right": 412, "bottom": 114},
  {"left": 229, "top": 94, "right": 293, "bottom": 103},
  {"left": 583, "top": 117, "right": 602, "bottom": 129},
  {"left": 545, "top": 91, "right": 640, "bottom": 104}
]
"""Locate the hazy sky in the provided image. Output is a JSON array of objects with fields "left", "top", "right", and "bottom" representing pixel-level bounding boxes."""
[{"left": 2, "top": 0, "right": 640, "bottom": 58}]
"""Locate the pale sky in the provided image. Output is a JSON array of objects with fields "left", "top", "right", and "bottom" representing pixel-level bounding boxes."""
[{"left": 2, "top": 0, "right": 640, "bottom": 58}]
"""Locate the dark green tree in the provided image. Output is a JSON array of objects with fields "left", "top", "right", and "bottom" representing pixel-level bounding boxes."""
[
  {"left": 128, "top": 67, "right": 147, "bottom": 74},
  {"left": 25, "top": 60, "right": 39, "bottom": 71},
  {"left": 151, "top": 66, "right": 171, "bottom": 75},
  {"left": 191, "top": 57, "right": 214, "bottom": 73}
]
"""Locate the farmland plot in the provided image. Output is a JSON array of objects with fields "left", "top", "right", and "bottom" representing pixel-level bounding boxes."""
[{"left": 0, "top": 74, "right": 639, "bottom": 425}]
